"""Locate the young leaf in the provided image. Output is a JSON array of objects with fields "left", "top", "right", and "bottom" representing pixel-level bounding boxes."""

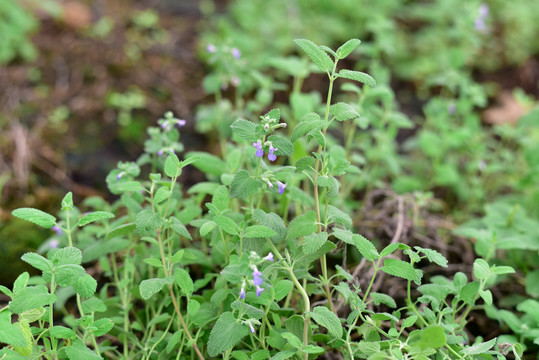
[
  {"left": 135, "top": 209, "right": 163, "bottom": 236},
  {"left": 105, "top": 222, "right": 136, "bottom": 240},
  {"left": 65, "top": 339, "right": 103, "bottom": 360},
  {"left": 243, "top": 225, "right": 277, "bottom": 239},
  {"left": 21, "top": 252, "right": 52, "bottom": 272},
  {"left": 336, "top": 38, "right": 361, "bottom": 59},
  {"left": 207, "top": 312, "right": 249, "bottom": 357},
  {"left": 337, "top": 69, "right": 376, "bottom": 88},
  {"left": 50, "top": 247, "right": 82, "bottom": 266},
  {"left": 230, "top": 170, "right": 262, "bottom": 199},
  {"left": 303, "top": 232, "right": 328, "bottom": 254},
  {"left": 231, "top": 119, "right": 261, "bottom": 143},
  {"left": 268, "top": 135, "right": 293, "bottom": 157},
  {"left": 12, "top": 208, "right": 56, "bottom": 229},
  {"left": 294, "top": 39, "right": 334, "bottom": 72},
  {"left": 9, "top": 286, "right": 56, "bottom": 314},
  {"left": 50, "top": 326, "right": 76, "bottom": 339},
  {"left": 370, "top": 293, "right": 397, "bottom": 308},
  {"left": 214, "top": 215, "right": 240, "bottom": 236},
  {"left": 92, "top": 318, "right": 114, "bottom": 336},
  {"left": 461, "top": 337, "right": 497, "bottom": 356},
  {"left": 291, "top": 117, "right": 325, "bottom": 143},
  {"left": 352, "top": 234, "right": 380, "bottom": 261},
  {"left": 73, "top": 274, "right": 97, "bottom": 298},
  {"left": 139, "top": 278, "right": 167, "bottom": 300},
  {"left": 200, "top": 220, "right": 217, "bottom": 237},
  {"left": 212, "top": 185, "right": 230, "bottom": 212},
  {"left": 329, "top": 102, "right": 359, "bottom": 121},
  {"left": 143, "top": 257, "right": 163, "bottom": 268},
  {"left": 310, "top": 306, "right": 342, "bottom": 339},
  {"left": 273, "top": 280, "right": 293, "bottom": 302},
  {"left": 414, "top": 246, "right": 448, "bottom": 267},
  {"left": 473, "top": 259, "right": 491, "bottom": 280},
  {"left": 0, "top": 312, "right": 28, "bottom": 348},
  {"left": 78, "top": 211, "right": 115, "bottom": 227},
  {"left": 164, "top": 154, "right": 182, "bottom": 178},
  {"left": 82, "top": 297, "right": 107, "bottom": 314},
  {"left": 153, "top": 187, "right": 171, "bottom": 204},
  {"left": 174, "top": 268, "right": 194, "bottom": 296},
  {"left": 286, "top": 210, "right": 317, "bottom": 240},
  {"left": 381, "top": 258, "right": 423, "bottom": 284},
  {"left": 294, "top": 156, "right": 315, "bottom": 173},
  {"left": 61, "top": 192, "right": 73, "bottom": 211}
]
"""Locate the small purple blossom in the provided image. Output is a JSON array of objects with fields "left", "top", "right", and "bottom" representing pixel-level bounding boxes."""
[
  {"left": 253, "top": 140, "right": 264, "bottom": 157},
  {"left": 231, "top": 47, "right": 241, "bottom": 59},
  {"left": 252, "top": 266, "right": 263, "bottom": 286},
  {"left": 49, "top": 239, "right": 59, "bottom": 249},
  {"left": 249, "top": 323, "right": 255, "bottom": 333},
  {"left": 239, "top": 287, "right": 246, "bottom": 299},
  {"left": 448, "top": 103, "right": 456, "bottom": 115},
  {"left": 51, "top": 225, "right": 62, "bottom": 236},
  {"left": 267, "top": 180, "right": 273, "bottom": 188},
  {"left": 475, "top": 3, "right": 489, "bottom": 32},
  {"left": 116, "top": 172, "right": 125, "bottom": 180},
  {"left": 206, "top": 44, "right": 217, "bottom": 53},
  {"left": 263, "top": 252, "right": 274, "bottom": 262},
  {"left": 230, "top": 76, "right": 240, "bottom": 87},
  {"left": 268, "top": 145, "right": 278, "bottom": 162},
  {"left": 256, "top": 285, "right": 264, "bottom": 297},
  {"left": 276, "top": 181, "right": 287, "bottom": 195},
  {"left": 176, "top": 119, "right": 186, "bottom": 127},
  {"left": 157, "top": 149, "right": 164, "bottom": 156}
]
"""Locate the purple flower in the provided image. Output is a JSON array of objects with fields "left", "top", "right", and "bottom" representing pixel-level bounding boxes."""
[
  {"left": 52, "top": 225, "right": 63, "bottom": 236},
  {"left": 176, "top": 119, "right": 186, "bottom": 127},
  {"left": 249, "top": 323, "right": 255, "bottom": 333},
  {"left": 49, "top": 239, "right": 59, "bottom": 249},
  {"left": 268, "top": 145, "right": 278, "bottom": 162},
  {"left": 256, "top": 285, "right": 264, "bottom": 297},
  {"left": 116, "top": 172, "right": 124, "bottom": 180},
  {"left": 475, "top": 3, "right": 489, "bottom": 32},
  {"left": 157, "top": 149, "right": 164, "bottom": 156},
  {"left": 239, "top": 287, "right": 246, "bottom": 299},
  {"left": 267, "top": 180, "right": 273, "bottom": 188},
  {"left": 231, "top": 47, "right": 241, "bottom": 59},
  {"left": 206, "top": 44, "right": 217, "bottom": 53},
  {"left": 263, "top": 252, "right": 274, "bottom": 262},
  {"left": 276, "top": 181, "right": 287, "bottom": 195},
  {"left": 252, "top": 266, "right": 263, "bottom": 286},
  {"left": 253, "top": 141, "right": 264, "bottom": 157},
  {"left": 478, "top": 3, "right": 489, "bottom": 17},
  {"left": 448, "top": 103, "right": 456, "bottom": 115}
]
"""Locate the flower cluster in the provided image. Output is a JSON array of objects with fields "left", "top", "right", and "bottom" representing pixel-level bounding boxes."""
[
  {"left": 238, "top": 252, "right": 274, "bottom": 300},
  {"left": 474, "top": 3, "right": 489, "bottom": 33},
  {"left": 158, "top": 111, "right": 186, "bottom": 132}
]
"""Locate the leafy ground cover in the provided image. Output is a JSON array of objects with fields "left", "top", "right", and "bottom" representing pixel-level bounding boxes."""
[{"left": 0, "top": 0, "right": 538, "bottom": 359}]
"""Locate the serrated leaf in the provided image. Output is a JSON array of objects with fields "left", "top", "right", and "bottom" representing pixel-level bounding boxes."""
[
  {"left": 473, "top": 259, "right": 491, "bottom": 280},
  {"left": 311, "top": 306, "right": 342, "bottom": 339},
  {"left": 170, "top": 217, "right": 192, "bottom": 240},
  {"left": 352, "top": 234, "right": 380, "bottom": 261},
  {"left": 214, "top": 215, "right": 240, "bottom": 236},
  {"left": 13, "top": 272, "right": 29, "bottom": 293},
  {"left": 135, "top": 209, "right": 163, "bottom": 237},
  {"left": 51, "top": 326, "right": 76, "bottom": 339},
  {"left": 414, "top": 246, "right": 448, "bottom": 267},
  {"left": 21, "top": 252, "right": 52, "bottom": 272},
  {"left": 175, "top": 268, "right": 194, "bottom": 296},
  {"left": 212, "top": 185, "right": 230, "bottom": 212},
  {"left": 50, "top": 247, "right": 82, "bottom": 266},
  {"left": 492, "top": 265, "right": 515, "bottom": 275},
  {"left": 370, "top": 293, "right": 397, "bottom": 308},
  {"left": 337, "top": 69, "right": 376, "bottom": 88},
  {"left": 230, "top": 170, "right": 262, "bottom": 199},
  {"left": 303, "top": 232, "right": 328, "bottom": 254},
  {"left": 274, "top": 280, "right": 293, "bottom": 302},
  {"left": 116, "top": 181, "right": 144, "bottom": 193},
  {"left": 0, "top": 312, "right": 28, "bottom": 348},
  {"left": 207, "top": 312, "right": 249, "bottom": 357},
  {"left": 12, "top": 321, "right": 32, "bottom": 356},
  {"left": 461, "top": 337, "right": 497, "bottom": 356},
  {"left": 327, "top": 205, "right": 352, "bottom": 228},
  {"left": 139, "top": 278, "right": 166, "bottom": 300},
  {"left": 231, "top": 119, "right": 261, "bottom": 143},
  {"left": 9, "top": 286, "right": 56, "bottom": 314},
  {"left": 336, "top": 38, "right": 361, "bottom": 59},
  {"left": 231, "top": 301, "right": 265, "bottom": 319},
  {"left": 65, "top": 339, "right": 103, "bottom": 360},
  {"left": 269, "top": 350, "right": 296, "bottom": 360},
  {"left": 187, "top": 299, "right": 200, "bottom": 316},
  {"left": 153, "top": 187, "right": 171, "bottom": 204},
  {"left": 295, "top": 156, "right": 315, "bottom": 173},
  {"left": 61, "top": 192, "right": 73, "bottom": 211},
  {"left": 268, "top": 135, "right": 293, "bottom": 157},
  {"left": 291, "top": 117, "right": 325, "bottom": 143},
  {"left": 409, "top": 326, "right": 446, "bottom": 350},
  {"left": 105, "top": 222, "right": 136, "bottom": 240},
  {"left": 19, "top": 308, "right": 46, "bottom": 323},
  {"left": 329, "top": 102, "right": 359, "bottom": 121},
  {"left": 296, "top": 241, "right": 336, "bottom": 266},
  {"left": 381, "top": 258, "right": 422, "bottom": 283},
  {"left": 12, "top": 208, "right": 56, "bottom": 228},
  {"left": 78, "top": 211, "right": 115, "bottom": 227},
  {"left": 186, "top": 151, "right": 226, "bottom": 176},
  {"left": 244, "top": 225, "right": 276, "bottom": 238},
  {"left": 294, "top": 39, "right": 334, "bottom": 72},
  {"left": 92, "top": 318, "right": 114, "bottom": 336},
  {"left": 54, "top": 264, "right": 85, "bottom": 287},
  {"left": 402, "top": 315, "right": 418, "bottom": 328},
  {"left": 286, "top": 210, "right": 317, "bottom": 240},
  {"left": 82, "top": 297, "right": 107, "bottom": 313},
  {"left": 200, "top": 220, "right": 217, "bottom": 237},
  {"left": 164, "top": 154, "right": 182, "bottom": 178},
  {"left": 459, "top": 281, "right": 480, "bottom": 305},
  {"left": 143, "top": 257, "right": 163, "bottom": 268},
  {"left": 73, "top": 274, "right": 97, "bottom": 298}
]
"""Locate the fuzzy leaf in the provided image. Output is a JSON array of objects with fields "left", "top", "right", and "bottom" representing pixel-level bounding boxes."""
[
  {"left": 51, "top": 326, "right": 76, "bottom": 339},
  {"left": 65, "top": 339, "right": 103, "bottom": 360},
  {"left": 414, "top": 246, "right": 448, "bottom": 267},
  {"left": 243, "top": 225, "right": 276, "bottom": 239},
  {"left": 268, "top": 135, "right": 293, "bottom": 157},
  {"left": 175, "top": 268, "right": 194, "bottom": 296},
  {"left": 303, "top": 232, "right": 328, "bottom": 254},
  {"left": 135, "top": 209, "right": 163, "bottom": 237},
  {"left": 294, "top": 39, "right": 333, "bottom": 72},
  {"left": 214, "top": 215, "right": 240, "bottom": 236},
  {"left": 286, "top": 210, "right": 317, "bottom": 240},
  {"left": 294, "top": 156, "right": 315, "bottom": 173},
  {"left": 291, "top": 117, "right": 325, "bottom": 143},
  {"left": 230, "top": 170, "right": 262, "bottom": 199},
  {"left": 381, "top": 258, "right": 422, "bottom": 284},
  {"left": 274, "top": 280, "right": 293, "bottom": 302},
  {"left": 212, "top": 185, "right": 230, "bottom": 212},
  {"left": 370, "top": 293, "right": 397, "bottom": 308},
  {"left": 153, "top": 187, "right": 171, "bottom": 204},
  {"left": 207, "top": 312, "right": 249, "bottom": 357},
  {"left": 105, "top": 223, "right": 136, "bottom": 240},
  {"left": 73, "top": 274, "right": 97, "bottom": 298},
  {"left": 50, "top": 247, "right": 82, "bottom": 266},
  {"left": 78, "top": 211, "right": 114, "bottom": 227},
  {"left": 164, "top": 154, "right": 182, "bottom": 178},
  {"left": 473, "top": 259, "right": 491, "bottom": 280},
  {"left": 337, "top": 69, "right": 376, "bottom": 88},
  {"left": 12, "top": 208, "right": 56, "bottom": 228},
  {"left": 61, "top": 192, "right": 73, "bottom": 211},
  {"left": 92, "top": 318, "right": 114, "bottom": 336},
  {"left": 186, "top": 151, "right": 226, "bottom": 176},
  {"left": 461, "top": 337, "right": 497, "bottom": 356},
  {"left": 9, "top": 286, "right": 56, "bottom": 314},
  {"left": 139, "top": 278, "right": 167, "bottom": 300},
  {"left": 352, "top": 234, "right": 380, "bottom": 261},
  {"left": 21, "top": 252, "right": 52, "bottom": 272},
  {"left": 329, "top": 102, "right": 359, "bottom": 121},
  {"left": 336, "top": 39, "right": 361, "bottom": 59},
  {"left": 311, "top": 306, "right": 342, "bottom": 339},
  {"left": 200, "top": 221, "right": 217, "bottom": 237},
  {"left": 0, "top": 312, "right": 28, "bottom": 348},
  {"left": 231, "top": 119, "right": 261, "bottom": 143}
]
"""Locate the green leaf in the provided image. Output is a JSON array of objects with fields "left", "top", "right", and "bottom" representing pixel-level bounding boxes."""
[
  {"left": 408, "top": 326, "right": 446, "bottom": 350},
  {"left": 414, "top": 247, "right": 448, "bottom": 267},
  {"left": 13, "top": 272, "right": 29, "bottom": 293},
  {"left": 65, "top": 339, "right": 103, "bottom": 360},
  {"left": 0, "top": 285, "right": 13, "bottom": 298},
  {"left": 329, "top": 102, "right": 359, "bottom": 121},
  {"left": 143, "top": 257, "right": 163, "bottom": 268},
  {"left": 311, "top": 306, "right": 342, "bottom": 339},
  {"left": 186, "top": 151, "right": 226, "bottom": 176},
  {"left": 493, "top": 265, "right": 515, "bottom": 275},
  {"left": 50, "top": 326, "right": 76, "bottom": 339},
  {"left": 336, "top": 38, "right": 361, "bottom": 59},
  {"left": 381, "top": 258, "right": 422, "bottom": 284},
  {"left": 303, "top": 232, "right": 328, "bottom": 254},
  {"left": 252, "top": 209, "right": 286, "bottom": 243},
  {"left": 174, "top": 268, "right": 194, "bottom": 296},
  {"left": 402, "top": 315, "right": 418, "bottom": 328},
  {"left": 0, "top": 312, "right": 28, "bottom": 348},
  {"left": 244, "top": 225, "right": 276, "bottom": 239},
  {"left": 61, "top": 192, "right": 73, "bottom": 211},
  {"left": 327, "top": 205, "right": 352, "bottom": 228},
  {"left": 231, "top": 301, "right": 265, "bottom": 319},
  {"left": 214, "top": 215, "right": 240, "bottom": 236},
  {"left": 78, "top": 211, "right": 115, "bottom": 227},
  {"left": 459, "top": 281, "right": 480, "bottom": 305},
  {"left": 164, "top": 154, "right": 182, "bottom": 178},
  {"left": 231, "top": 119, "right": 261, "bottom": 143},
  {"left": 21, "top": 252, "right": 52, "bottom": 272},
  {"left": 352, "top": 234, "right": 380, "bottom": 261},
  {"left": 200, "top": 220, "right": 217, "bottom": 237},
  {"left": 73, "top": 274, "right": 97, "bottom": 298},
  {"left": 296, "top": 241, "right": 336, "bottom": 266},
  {"left": 294, "top": 39, "right": 334, "bottom": 72},
  {"left": 139, "top": 278, "right": 167, "bottom": 300},
  {"left": 105, "top": 222, "right": 136, "bottom": 240},
  {"left": 12, "top": 208, "right": 56, "bottom": 228},
  {"left": 207, "top": 312, "right": 249, "bottom": 357},
  {"left": 291, "top": 116, "right": 325, "bottom": 143},
  {"left": 473, "top": 259, "right": 491, "bottom": 280},
  {"left": 274, "top": 280, "right": 293, "bottom": 302},
  {"left": 286, "top": 210, "right": 317, "bottom": 240},
  {"left": 212, "top": 185, "right": 230, "bottom": 212},
  {"left": 19, "top": 308, "right": 46, "bottom": 323},
  {"left": 479, "top": 289, "right": 493, "bottom": 305},
  {"left": 170, "top": 217, "right": 192, "bottom": 240},
  {"left": 269, "top": 350, "right": 296, "bottom": 360},
  {"left": 9, "top": 286, "right": 56, "bottom": 314},
  {"left": 153, "top": 187, "right": 171, "bottom": 204},
  {"left": 166, "top": 330, "right": 182, "bottom": 353},
  {"left": 230, "top": 170, "right": 262, "bottom": 199},
  {"left": 370, "top": 293, "right": 397, "bottom": 308},
  {"left": 135, "top": 209, "right": 163, "bottom": 236},
  {"left": 337, "top": 69, "right": 376, "bottom": 88},
  {"left": 92, "top": 318, "right": 114, "bottom": 336},
  {"left": 50, "top": 247, "right": 82, "bottom": 266},
  {"left": 12, "top": 321, "right": 32, "bottom": 356},
  {"left": 54, "top": 264, "right": 85, "bottom": 287},
  {"left": 281, "top": 332, "right": 302, "bottom": 349},
  {"left": 294, "top": 156, "right": 315, "bottom": 173},
  {"left": 268, "top": 135, "right": 293, "bottom": 157},
  {"left": 115, "top": 181, "right": 144, "bottom": 193},
  {"left": 461, "top": 337, "right": 497, "bottom": 356},
  {"left": 187, "top": 299, "right": 200, "bottom": 316},
  {"left": 82, "top": 297, "right": 107, "bottom": 314}
]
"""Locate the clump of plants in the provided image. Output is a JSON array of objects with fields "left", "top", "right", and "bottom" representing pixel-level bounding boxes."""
[{"left": 0, "top": 39, "right": 524, "bottom": 360}]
